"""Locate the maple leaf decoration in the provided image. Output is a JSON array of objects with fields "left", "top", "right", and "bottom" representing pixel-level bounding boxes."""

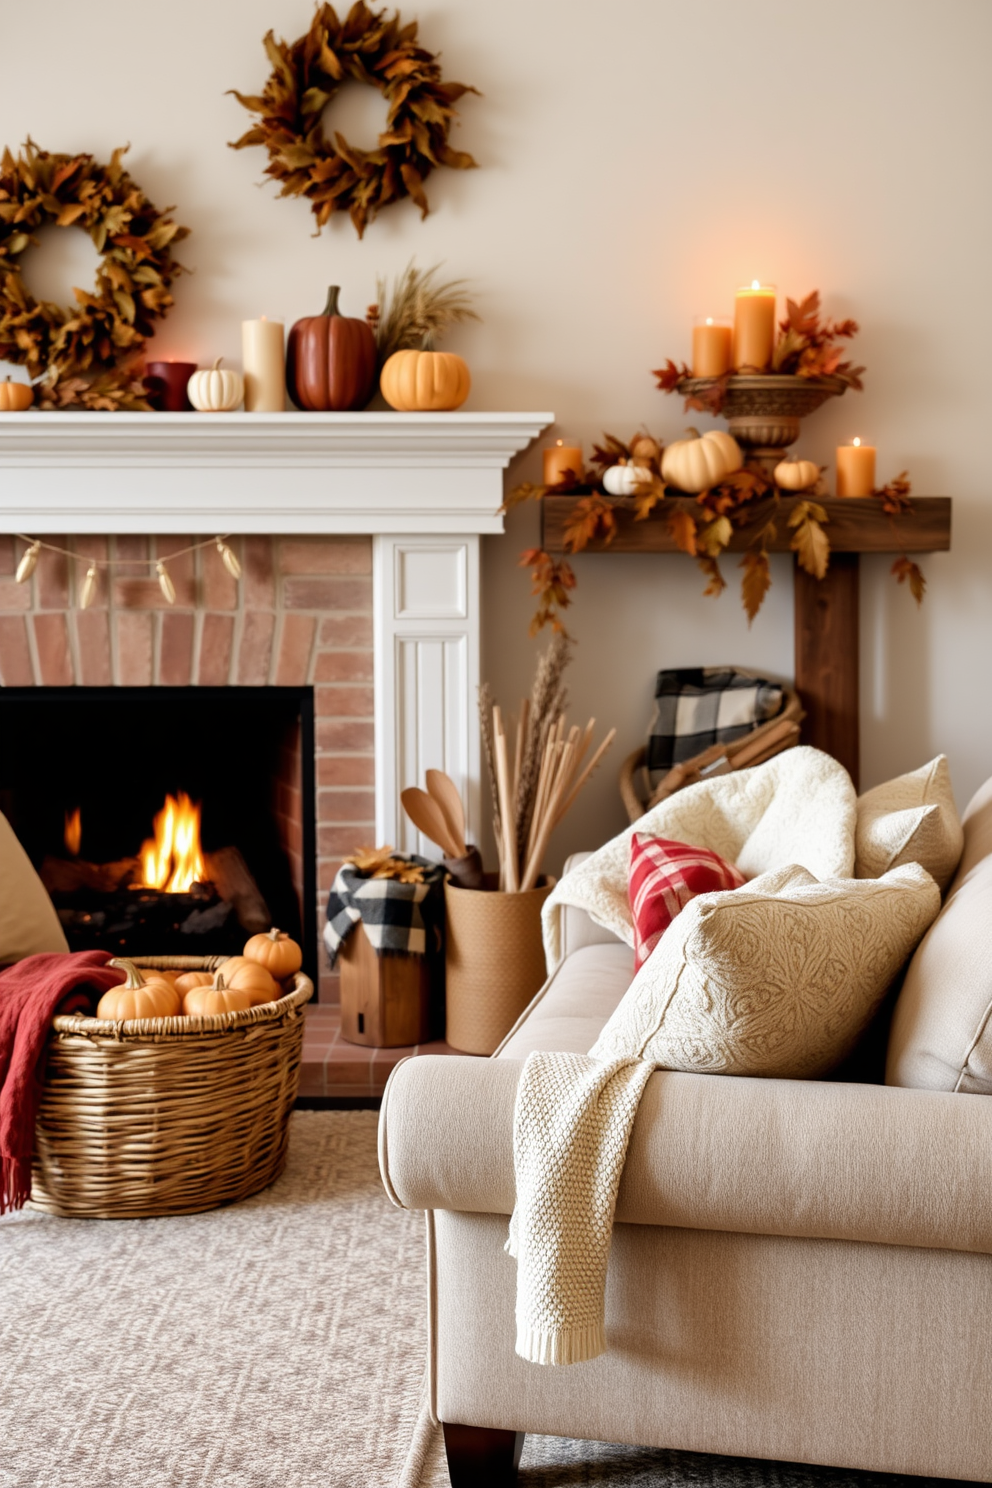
[
  {"left": 563, "top": 494, "right": 618, "bottom": 554},
  {"left": 345, "top": 845, "right": 427, "bottom": 882},
  {"left": 892, "top": 556, "right": 926, "bottom": 606},
  {"left": 873, "top": 471, "right": 913, "bottom": 515},
  {"left": 519, "top": 549, "right": 576, "bottom": 636},
  {"left": 740, "top": 550, "right": 771, "bottom": 624},
  {"left": 788, "top": 499, "right": 831, "bottom": 580},
  {"left": 771, "top": 291, "right": 865, "bottom": 391}
]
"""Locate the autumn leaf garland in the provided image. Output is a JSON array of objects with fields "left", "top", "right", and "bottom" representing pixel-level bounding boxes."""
[
  {"left": 228, "top": 1, "right": 478, "bottom": 239},
  {"left": 0, "top": 139, "right": 189, "bottom": 409}
]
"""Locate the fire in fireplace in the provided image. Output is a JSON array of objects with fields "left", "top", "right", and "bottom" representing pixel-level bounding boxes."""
[{"left": 0, "top": 686, "right": 316, "bottom": 978}]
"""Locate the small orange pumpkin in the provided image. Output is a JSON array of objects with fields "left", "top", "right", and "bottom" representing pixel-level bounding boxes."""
[
  {"left": 380, "top": 349, "right": 470, "bottom": 412},
  {"left": 243, "top": 927, "right": 302, "bottom": 978},
  {"left": 0, "top": 376, "right": 33, "bottom": 412},
  {"left": 215, "top": 956, "right": 280, "bottom": 1005},
  {"left": 175, "top": 970, "right": 215, "bottom": 995},
  {"left": 182, "top": 974, "right": 255, "bottom": 1017},
  {"left": 97, "top": 959, "right": 181, "bottom": 1021}
]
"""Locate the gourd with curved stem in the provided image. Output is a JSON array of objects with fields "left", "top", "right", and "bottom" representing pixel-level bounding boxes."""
[
  {"left": 774, "top": 457, "right": 820, "bottom": 492},
  {"left": 287, "top": 287, "right": 376, "bottom": 412},
  {"left": 96, "top": 958, "right": 181, "bottom": 1020},
  {"left": 242, "top": 928, "right": 302, "bottom": 979},
  {"left": 379, "top": 348, "right": 471, "bottom": 412},
  {"left": 182, "top": 973, "right": 255, "bottom": 1017},
  {"left": 0, "top": 376, "right": 32, "bottom": 411},
  {"left": 187, "top": 357, "right": 244, "bottom": 412},
  {"left": 661, "top": 429, "right": 743, "bottom": 493},
  {"left": 211, "top": 956, "right": 280, "bottom": 1005}
]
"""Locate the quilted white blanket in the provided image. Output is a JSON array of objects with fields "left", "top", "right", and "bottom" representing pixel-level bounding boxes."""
[{"left": 509, "top": 748, "right": 863, "bottom": 1367}]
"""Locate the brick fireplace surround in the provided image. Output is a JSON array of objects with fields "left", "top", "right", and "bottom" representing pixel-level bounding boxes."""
[{"left": 0, "top": 410, "right": 550, "bottom": 1096}]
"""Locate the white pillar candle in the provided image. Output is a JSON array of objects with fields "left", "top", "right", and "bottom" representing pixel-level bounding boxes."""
[{"left": 241, "top": 317, "right": 286, "bottom": 412}]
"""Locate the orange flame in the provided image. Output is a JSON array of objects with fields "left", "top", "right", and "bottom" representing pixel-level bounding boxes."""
[
  {"left": 140, "top": 792, "right": 206, "bottom": 893},
  {"left": 64, "top": 807, "right": 81, "bottom": 857}
]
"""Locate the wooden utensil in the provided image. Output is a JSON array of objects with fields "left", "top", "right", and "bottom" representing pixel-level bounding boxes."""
[
  {"left": 400, "top": 787, "right": 460, "bottom": 859},
  {"left": 425, "top": 769, "right": 467, "bottom": 858}
]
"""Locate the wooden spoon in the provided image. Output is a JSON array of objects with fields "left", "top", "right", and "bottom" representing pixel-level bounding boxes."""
[
  {"left": 425, "top": 769, "right": 467, "bottom": 858},
  {"left": 400, "top": 787, "right": 460, "bottom": 859}
]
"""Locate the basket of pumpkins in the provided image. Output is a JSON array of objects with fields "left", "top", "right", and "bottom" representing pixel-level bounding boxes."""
[{"left": 30, "top": 929, "right": 311, "bottom": 1220}]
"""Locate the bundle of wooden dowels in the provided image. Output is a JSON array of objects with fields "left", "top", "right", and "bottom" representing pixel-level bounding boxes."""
[{"left": 480, "top": 635, "right": 616, "bottom": 893}]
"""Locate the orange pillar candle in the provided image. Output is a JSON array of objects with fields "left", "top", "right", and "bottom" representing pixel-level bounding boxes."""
[
  {"left": 835, "top": 437, "right": 876, "bottom": 497},
  {"left": 543, "top": 440, "right": 583, "bottom": 486},
  {"left": 692, "top": 317, "right": 733, "bottom": 377},
  {"left": 733, "top": 282, "right": 777, "bottom": 372}
]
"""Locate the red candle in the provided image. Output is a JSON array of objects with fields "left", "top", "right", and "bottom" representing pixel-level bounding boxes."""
[{"left": 145, "top": 361, "right": 198, "bottom": 412}]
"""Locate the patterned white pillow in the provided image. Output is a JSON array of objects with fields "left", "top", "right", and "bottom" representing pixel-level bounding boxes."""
[
  {"left": 855, "top": 755, "right": 963, "bottom": 890},
  {"left": 591, "top": 863, "right": 940, "bottom": 1080}
]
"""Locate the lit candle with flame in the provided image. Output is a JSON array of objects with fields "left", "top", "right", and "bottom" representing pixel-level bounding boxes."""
[
  {"left": 692, "top": 316, "right": 733, "bottom": 378},
  {"left": 542, "top": 438, "right": 583, "bottom": 487},
  {"left": 733, "top": 281, "right": 777, "bottom": 372},
  {"left": 836, "top": 436, "right": 876, "bottom": 497}
]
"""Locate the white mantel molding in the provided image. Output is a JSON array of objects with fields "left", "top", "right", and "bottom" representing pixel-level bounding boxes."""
[{"left": 0, "top": 410, "right": 553, "bottom": 534}]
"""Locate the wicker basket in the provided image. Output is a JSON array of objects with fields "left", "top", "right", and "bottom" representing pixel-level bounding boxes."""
[
  {"left": 444, "top": 876, "right": 554, "bottom": 1056},
  {"left": 619, "top": 686, "right": 805, "bottom": 824},
  {"left": 31, "top": 955, "right": 312, "bottom": 1220}
]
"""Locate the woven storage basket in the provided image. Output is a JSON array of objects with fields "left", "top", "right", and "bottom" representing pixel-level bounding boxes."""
[
  {"left": 445, "top": 876, "right": 554, "bottom": 1056},
  {"left": 31, "top": 955, "right": 312, "bottom": 1220}
]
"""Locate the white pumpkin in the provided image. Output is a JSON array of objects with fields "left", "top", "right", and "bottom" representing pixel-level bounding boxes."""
[
  {"left": 661, "top": 430, "right": 743, "bottom": 493},
  {"left": 603, "top": 462, "right": 653, "bottom": 496},
  {"left": 187, "top": 357, "right": 244, "bottom": 413},
  {"left": 774, "top": 457, "right": 820, "bottom": 492}
]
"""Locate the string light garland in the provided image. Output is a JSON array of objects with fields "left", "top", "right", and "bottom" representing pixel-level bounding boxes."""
[{"left": 13, "top": 535, "right": 243, "bottom": 609}]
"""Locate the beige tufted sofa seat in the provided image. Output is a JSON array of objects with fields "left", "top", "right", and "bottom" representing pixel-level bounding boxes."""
[{"left": 379, "top": 779, "right": 992, "bottom": 1485}]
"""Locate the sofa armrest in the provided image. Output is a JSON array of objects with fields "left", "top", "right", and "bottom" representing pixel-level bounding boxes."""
[
  {"left": 379, "top": 1054, "right": 992, "bottom": 1255},
  {"left": 558, "top": 852, "right": 625, "bottom": 955}
]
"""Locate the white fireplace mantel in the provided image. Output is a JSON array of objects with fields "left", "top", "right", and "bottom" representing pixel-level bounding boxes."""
[
  {"left": 0, "top": 409, "right": 553, "bottom": 848},
  {"left": 0, "top": 410, "right": 552, "bottom": 534}
]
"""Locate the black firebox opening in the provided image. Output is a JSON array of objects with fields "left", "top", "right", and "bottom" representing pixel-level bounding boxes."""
[{"left": 0, "top": 686, "right": 316, "bottom": 983}]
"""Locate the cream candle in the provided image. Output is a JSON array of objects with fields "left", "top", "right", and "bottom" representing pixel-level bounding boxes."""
[
  {"left": 733, "top": 282, "right": 777, "bottom": 372},
  {"left": 692, "top": 317, "right": 733, "bottom": 378},
  {"left": 836, "top": 438, "right": 876, "bottom": 497},
  {"left": 242, "top": 317, "right": 286, "bottom": 412},
  {"left": 543, "top": 440, "right": 583, "bottom": 486}
]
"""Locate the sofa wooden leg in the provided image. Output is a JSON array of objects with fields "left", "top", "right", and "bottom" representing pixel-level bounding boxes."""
[{"left": 441, "top": 1421, "right": 525, "bottom": 1486}]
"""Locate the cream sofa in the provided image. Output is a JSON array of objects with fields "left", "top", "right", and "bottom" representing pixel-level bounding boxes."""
[{"left": 379, "top": 780, "right": 992, "bottom": 1485}]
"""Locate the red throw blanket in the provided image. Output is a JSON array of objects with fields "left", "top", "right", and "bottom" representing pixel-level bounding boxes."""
[{"left": 0, "top": 950, "right": 123, "bottom": 1213}]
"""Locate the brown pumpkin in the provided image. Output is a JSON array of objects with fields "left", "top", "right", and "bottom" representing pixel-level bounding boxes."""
[
  {"left": 96, "top": 958, "right": 181, "bottom": 1021},
  {"left": 175, "top": 970, "right": 215, "bottom": 995},
  {"left": 182, "top": 974, "right": 255, "bottom": 1017},
  {"left": 287, "top": 286, "right": 376, "bottom": 412},
  {"left": 215, "top": 956, "right": 280, "bottom": 1005},
  {"left": 380, "top": 349, "right": 471, "bottom": 412},
  {"left": 0, "top": 376, "right": 33, "bottom": 412},
  {"left": 243, "top": 927, "right": 302, "bottom": 978}
]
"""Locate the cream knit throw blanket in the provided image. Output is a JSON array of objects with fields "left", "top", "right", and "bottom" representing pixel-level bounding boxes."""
[{"left": 508, "top": 747, "right": 859, "bottom": 1368}]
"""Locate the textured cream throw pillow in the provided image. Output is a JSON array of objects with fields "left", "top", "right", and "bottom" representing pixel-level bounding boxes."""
[
  {"left": 855, "top": 755, "right": 963, "bottom": 890},
  {"left": 0, "top": 811, "right": 69, "bottom": 964},
  {"left": 591, "top": 863, "right": 940, "bottom": 1079}
]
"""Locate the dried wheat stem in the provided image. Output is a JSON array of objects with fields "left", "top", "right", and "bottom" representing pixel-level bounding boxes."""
[{"left": 556, "top": 728, "right": 618, "bottom": 822}]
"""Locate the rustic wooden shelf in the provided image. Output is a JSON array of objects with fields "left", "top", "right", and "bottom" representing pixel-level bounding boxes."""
[{"left": 540, "top": 494, "right": 953, "bottom": 789}]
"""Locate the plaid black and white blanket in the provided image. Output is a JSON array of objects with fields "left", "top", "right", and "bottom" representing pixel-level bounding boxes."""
[
  {"left": 647, "top": 667, "right": 784, "bottom": 785},
  {"left": 323, "top": 857, "right": 446, "bottom": 966}
]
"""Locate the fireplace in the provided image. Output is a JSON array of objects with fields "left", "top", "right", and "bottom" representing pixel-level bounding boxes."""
[
  {"left": 0, "top": 410, "right": 551, "bottom": 1008},
  {"left": 0, "top": 685, "right": 316, "bottom": 977}
]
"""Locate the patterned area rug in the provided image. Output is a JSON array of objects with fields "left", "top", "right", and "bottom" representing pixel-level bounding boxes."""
[{"left": 0, "top": 1111, "right": 426, "bottom": 1488}]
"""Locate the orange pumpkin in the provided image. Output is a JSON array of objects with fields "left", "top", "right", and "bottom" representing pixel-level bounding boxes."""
[
  {"left": 97, "top": 959, "right": 181, "bottom": 1021},
  {"left": 182, "top": 974, "right": 255, "bottom": 1017},
  {"left": 287, "top": 286, "right": 376, "bottom": 412},
  {"left": 215, "top": 956, "right": 280, "bottom": 1005},
  {"left": 379, "top": 349, "right": 470, "bottom": 412},
  {"left": 175, "top": 970, "right": 215, "bottom": 995},
  {"left": 243, "top": 927, "right": 302, "bottom": 979},
  {"left": 0, "top": 376, "right": 33, "bottom": 412}
]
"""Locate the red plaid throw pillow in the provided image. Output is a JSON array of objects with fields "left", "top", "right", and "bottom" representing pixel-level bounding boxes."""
[{"left": 629, "top": 833, "right": 746, "bottom": 969}]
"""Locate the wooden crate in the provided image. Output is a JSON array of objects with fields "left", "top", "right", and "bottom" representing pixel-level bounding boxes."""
[{"left": 339, "top": 922, "right": 433, "bottom": 1047}]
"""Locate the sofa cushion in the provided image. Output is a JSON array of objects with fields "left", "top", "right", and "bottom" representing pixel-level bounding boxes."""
[
  {"left": 592, "top": 862, "right": 940, "bottom": 1079},
  {"left": 887, "top": 777, "right": 992, "bottom": 1093},
  {"left": 855, "top": 755, "right": 963, "bottom": 890},
  {"left": 0, "top": 812, "right": 68, "bottom": 965},
  {"left": 496, "top": 943, "right": 634, "bottom": 1059},
  {"left": 629, "top": 833, "right": 745, "bottom": 970}
]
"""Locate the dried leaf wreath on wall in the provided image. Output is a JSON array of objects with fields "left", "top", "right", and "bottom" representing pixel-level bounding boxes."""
[
  {"left": 229, "top": 1, "right": 478, "bottom": 239},
  {"left": 0, "top": 139, "right": 189, "bottom": 410},
  {"left": 510, "top": 292, "right": 924, "bottom": 635}
]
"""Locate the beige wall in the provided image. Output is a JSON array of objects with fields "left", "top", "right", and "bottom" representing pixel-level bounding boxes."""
[{"left": 2, "top": 0, "right": 988, "bottom": 870}]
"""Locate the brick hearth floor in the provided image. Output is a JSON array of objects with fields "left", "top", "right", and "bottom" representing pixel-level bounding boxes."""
[{"left": 299, "top": 1003, "right": 465, "bottom": 1100}]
